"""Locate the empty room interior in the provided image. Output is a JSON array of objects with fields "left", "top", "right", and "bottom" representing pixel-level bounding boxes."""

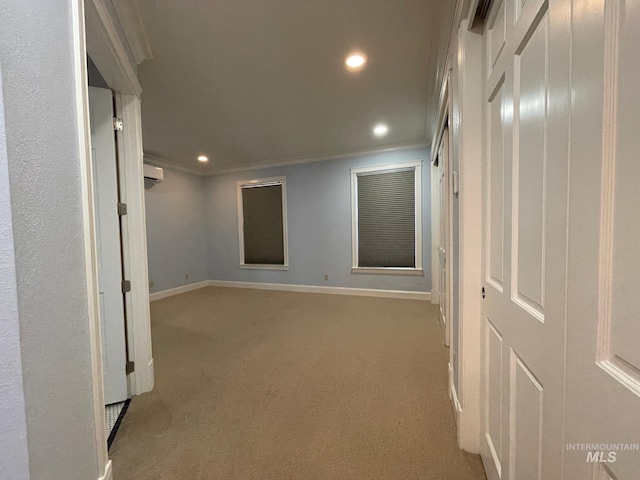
[{"left": 1, "top": 0, "right": 639, "bottom": 479}]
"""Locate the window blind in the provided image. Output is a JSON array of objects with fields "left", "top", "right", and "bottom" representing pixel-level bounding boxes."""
[
  {"left": 241, "top": 184, "right": 285, "bottom": 265},
  {"left": 357, "top": 169, "right": 416, "bottom": 268}
]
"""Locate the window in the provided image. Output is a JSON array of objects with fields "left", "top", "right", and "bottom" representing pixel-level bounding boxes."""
[
  {"left": 237, "top": 177, "right": 288, "bottom": 270},
  {"left": 351, "top": 162, "right": 422, "bottom": 274}
]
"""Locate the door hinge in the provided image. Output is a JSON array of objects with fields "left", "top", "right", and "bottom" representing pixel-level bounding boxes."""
[
  {"left": 122, "top": 280, "right": 131, "bottom": 293},
  {"left": 113, "top": 117, "right": 123, "bottom": 131},
  {"left": 482, "top": 286, "right": 486, "bottom": 299},
  {"left": 125, "top": 361, "right": 135, "bottom": 374},
  {"left": 117, "top": 202, "right": 128, "bottom": 216}
]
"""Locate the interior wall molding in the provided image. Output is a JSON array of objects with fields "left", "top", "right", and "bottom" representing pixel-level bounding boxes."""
[
  {"left": 112, "top": 0, "right": 153, "bottom": 64},
  {"left": 144, "top": 141, "right": 430, "bottom": 178},
  {"left": 98, "top": 460, "right": 113, "bottom": 480},
  {"left": 210, "top": 141, "right": 430, "bottom": 176},
  {"left": 84, "top": 0, "right": 142, "bottom": 96},
  {"left": 148, "top": 280, "right": 211, "bottom": 302},
  {"left": 149, "top": 279, "right": 431, "bottom": 302}
]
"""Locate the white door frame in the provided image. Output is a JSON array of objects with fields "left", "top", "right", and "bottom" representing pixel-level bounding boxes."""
[
  {"left": 73, "top": 0, "right": 153, "bottom": 478},
  {"left": 432, "top": 2, "right": 484, "bottom": 454},
  {"left": 431, "top": 69, "right": 451, "bottom": 308},
  {"left": 454, "top": 18, "right": 483, "bottom": 454},
  {"left": 435, "top": 124, "right": 452, "bottom": 348}
]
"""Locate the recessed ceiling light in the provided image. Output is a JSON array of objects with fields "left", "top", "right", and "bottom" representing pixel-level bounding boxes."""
[
  {"left": 373, "top": 124, "right": 389, "bottom": 137},
  {"left": 197, "top": 155, "right": 209, "bottom": 163},
  {"left": 345, "top": 52, "right": 367, "bottom": 71}
]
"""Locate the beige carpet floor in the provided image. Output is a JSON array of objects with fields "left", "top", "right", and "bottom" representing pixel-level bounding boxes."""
[{"left": 110, "top": 287, "right": 486, "bottom": 480}]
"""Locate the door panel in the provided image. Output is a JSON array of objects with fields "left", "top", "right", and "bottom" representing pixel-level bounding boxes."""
[
  {"left": 564, "top": 0, "right": 640, "bottom": 477},
  {"left": 485, "top": 319, "right": 503, "bottom": 476},
  {"left": 481, "top": 0, "right": 571, "bottom": 479},
  {"left": 89, "top": 86, "right": 128, "bottom": 405},
  {"left": 487, "top": 80, "right": 505, "bottom": 291},
  {"left": 513, "top": 11, "right": 548, "bottom": 315},
  {"left": 510, "top": 349, "right": 543, "bottom": 480}
]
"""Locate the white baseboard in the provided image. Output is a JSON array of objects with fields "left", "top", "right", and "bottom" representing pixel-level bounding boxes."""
[
  {"left": 207, "top": 280, "right": 431, "bottom": 301},
  {"left": 150, "top": 279, "right": 431, "bottom": 302},
  {"left": 449, "top": 363, "right": 461, "bottom": 424},
  {"left": 149, "top": 280, "right": 210, "bottom": 301},
  {"left": 99, "top": 460, "right": 113, "bottom": 480}
]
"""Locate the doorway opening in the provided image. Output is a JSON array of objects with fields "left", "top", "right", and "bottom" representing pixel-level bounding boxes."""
[{"left": 87, "top": 56, "right": 131, "bottom": 445}]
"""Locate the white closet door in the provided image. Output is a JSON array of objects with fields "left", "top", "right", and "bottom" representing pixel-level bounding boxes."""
[
  {"left": 480, "top": 0, "right": 571, "bottom": 478},
  {"left": 89, "top": 86, "right": 128, "bottom": 405},
  {"left": 563, "top": 1, "right": 640, "bottom": 477}
]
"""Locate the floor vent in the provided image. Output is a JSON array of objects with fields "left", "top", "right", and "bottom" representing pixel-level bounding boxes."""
[{"left": 106, "top": 399, "right": 131, "bottom": 450}]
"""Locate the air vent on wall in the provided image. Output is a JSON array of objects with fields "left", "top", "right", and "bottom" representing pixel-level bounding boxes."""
[
  {"left": 470, "top": 0, "right": 492, "bottom": 29},
  {"left": 143, "top": 164, "right": 163, "bottom": 189}
]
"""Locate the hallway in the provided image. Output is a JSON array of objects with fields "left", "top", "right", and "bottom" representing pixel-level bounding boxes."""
[{"left": 110, "top": 288, "right": 485, "bottom": 479}]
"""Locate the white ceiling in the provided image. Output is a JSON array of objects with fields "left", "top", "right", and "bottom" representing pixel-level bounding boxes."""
[{"left": 137, "top": 0, "right": 441, "bottom": 174}]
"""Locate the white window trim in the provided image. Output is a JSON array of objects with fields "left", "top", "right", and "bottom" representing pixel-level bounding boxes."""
[
  {"left": 236, "top": 176, "right": 289, "bottom": 270},
  {"left": 351, "top": 161, "right": 423, "bottom": 274}
]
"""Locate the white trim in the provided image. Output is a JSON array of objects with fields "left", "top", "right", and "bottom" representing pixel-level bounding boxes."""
[
  {"left": 449, "top": 363, "right": 462, "bottom": 419},
  {"left": 350, "top": 161, "right": 423, "bottom": 271},
  {"left": 211, "top": 141, "right": 429, "bottom": 175},
  {"left": 149, "top": 280, "right": 431, "bottom": 301},
  {"left": 236, "top": 176, "right": 289, "bottom": 269},
  {"left": 78, "top": 0, "right": 154, "bottom": 474},
  {"left": 351, "top": 267, "right": 424, "bottom": 276},
  {"left": 73, "top": 0, "right": 110, "bottom": 474},
  {"left": 435, "top": 124, "right": 453, "bottom": 347},
  {"left": 236, "top": 176, "right": 286, "bottom": 187},
  {"left": 149, "top": 280, "right": 211, "bottom": 302},
  {"left": 115, "top": 94, "right": 154, "bottom": 396},
  {"left": 431, "top": 65, "right": 451, "bottom": 307},
  {"left": 143, "top": 143, "right": 430, "bottom": 177},
  {"left": 84, "top": 0, "right": 142, "bottom": 96},
  {"left": 350, "top": 161, "right": 422, "bottom": 175},
  {"left": 432, "top": 63, "right": 452, "bottom": 164},
  {"left": 208, "top": 280, "right": 431, "bottom": 301},
  {"left": 240, "top": 264, "right": 289, "bottom": 271},
  {"left": 98, "top": 460, "right": 113, "bottom": 480},
  {"left": 111, "top": 0, "right": 153, "bottom": 64},
  {"left": 456, "top": 19, "right": 483, "bottom": 454}
]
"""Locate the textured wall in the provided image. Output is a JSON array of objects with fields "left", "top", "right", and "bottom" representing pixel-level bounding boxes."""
[
  {"left": 0, "top": 1, "right": 100, "bottom": 478},
  {"left": 0, "top": 66, "right": 31, "bottom": 480},
  {"left": 206, "top": 148, "right": 432, "bottom": 292},
  {"left": 145, "top": 168, "right": 209, "bottom": 293}
]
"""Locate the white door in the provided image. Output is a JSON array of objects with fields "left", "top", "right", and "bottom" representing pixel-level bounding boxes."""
[
  {"left": 89, "top": 86, "right": 128, "bottom": 405},
  {"left": 563, "top": 1, "right": 640, "bottom": 477},
  {"left": 480, "top": 0, "right": 571, "bottom": 478},
  {"left": 438, "top": 126, "right": 450, "bottom": 346}
]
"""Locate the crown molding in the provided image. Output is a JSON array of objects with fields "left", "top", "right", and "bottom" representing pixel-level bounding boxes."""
[
  {"left": 207, "top": 141, "right": 430, "bottom": 176},
  {"left": 144, "top": 141, "right": 430, "bottom": 177},
  {"left": 112, "top": 0, "right": 153, "bottom": 64}
]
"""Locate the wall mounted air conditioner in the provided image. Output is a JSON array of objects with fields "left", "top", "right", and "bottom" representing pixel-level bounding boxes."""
[{"left": 143, "top": 164, "right": 164, "bottom": 189}]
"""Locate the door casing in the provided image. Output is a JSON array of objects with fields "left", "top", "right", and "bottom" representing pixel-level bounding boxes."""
[{"left": 74, "top": 0, "right": 153, "bottom": 477}]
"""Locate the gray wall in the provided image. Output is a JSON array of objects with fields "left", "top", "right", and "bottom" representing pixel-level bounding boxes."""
[
  {"left": 206, "top": 148, "right": 432, "bottom": 292},
  {"left": 145, "top": 167, "right": 209, "bottom": 293},
  {"left": 0, "top": 65, "right": 30, "bottom": 480},
  {"left": 0, "top": 1, "right": 100, "bottom": 478}
]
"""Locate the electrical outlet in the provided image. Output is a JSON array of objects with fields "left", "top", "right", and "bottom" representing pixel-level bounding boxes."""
[
  {"left": 149, "top": 280, "right": 154, "bottom": 288},
  {"left": 185, "top": 274, "right": 189, "bottom": 280},
  {"left": 324, "top": 274, "right": 329, "bottom": 281}
]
